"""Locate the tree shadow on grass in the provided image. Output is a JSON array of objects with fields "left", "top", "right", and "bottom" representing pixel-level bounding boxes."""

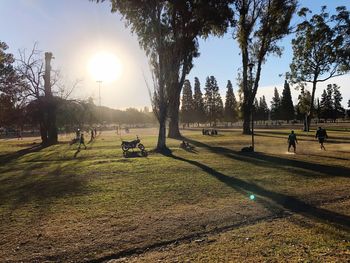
[
  {"left": 164, "top": 152, "right": 350, "bottom": 231},
  {"left": 0, "top": 144, "right": 46, "bottom": 165},
  {"left": 0, "top": 163, "right": 88, "bottom": 217},
  {"left": 184, "top": 138, "right": 350, "bottom": 179},
  {"left": 255, "top": 130, "right": 350, "bottom": 142}
]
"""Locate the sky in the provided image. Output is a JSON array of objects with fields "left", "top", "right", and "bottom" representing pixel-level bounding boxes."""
[{"left": 0, "top": 0, "right": 349, "bottom": 109}]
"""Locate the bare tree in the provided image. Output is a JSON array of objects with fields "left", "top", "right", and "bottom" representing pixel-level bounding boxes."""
[{"left": 16, "top": 43, "right": 59, "bottom": 144}]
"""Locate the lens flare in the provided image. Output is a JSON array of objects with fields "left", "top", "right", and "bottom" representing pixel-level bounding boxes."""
[{"left": 249, "top": 194, "right": 255, "bottom": 200}]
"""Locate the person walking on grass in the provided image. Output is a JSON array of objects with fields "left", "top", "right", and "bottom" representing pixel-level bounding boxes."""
[
  {"left": 90, "top": 128, "right": 94, "bottom": 141},
  {"left": 288, "top": 130, "right": 298, "bottom": 153},
  {"left": 78, "top": 133, "right": 87, "bottom": 150},
  {"left": 315, "top": 126, "right": 328, "bottom": 150}
]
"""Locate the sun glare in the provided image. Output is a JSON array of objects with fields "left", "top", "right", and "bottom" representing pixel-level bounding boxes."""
[{"left": 88, "top": 52, "right": 123, "bottom": 83}]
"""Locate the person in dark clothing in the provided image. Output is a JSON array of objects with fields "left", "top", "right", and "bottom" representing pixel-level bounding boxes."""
[
  {"left": 288, "top": 130, "right": 298, "bottom": 153},
  {"left": 315, "top": 127, "right": 328, "bottom": 150},
  {"left": 76, "top": 128, "right": 81, "bottom": 140},
  {"left": 90, "top": 128, "right": 94, "bottom": 141},
  {"left": 78, "top": 133, "right": 87, "bottom": 150}
]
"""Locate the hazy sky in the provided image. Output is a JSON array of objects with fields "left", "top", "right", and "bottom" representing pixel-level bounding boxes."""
[{"left": 1, "top": 0, "right": 349, "bottom": 109}]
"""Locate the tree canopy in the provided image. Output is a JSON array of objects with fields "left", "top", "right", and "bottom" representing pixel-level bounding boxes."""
[
  {"left": 233, "top": 0, "right": 297, "bottom": 134},
  {"left": 288, "top": 5, "right": 350, "bottom": 130}
]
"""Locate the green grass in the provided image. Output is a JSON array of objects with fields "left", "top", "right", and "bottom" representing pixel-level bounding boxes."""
[{"left": 0, "top": 128, "right": 349, "bottom": 262}]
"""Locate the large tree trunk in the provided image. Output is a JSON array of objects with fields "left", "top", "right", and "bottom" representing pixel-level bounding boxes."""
[
  {"left": 44, "top": 52, "right": 58, "bottom": 145},
  {"left": 156, "top": 117, "right": 167, "bottom": 152},
  {"left": 168, "top": 89, "right": 182, "bottom": 138},
  {"left": 39, "top": 121, "right": 48, "bottom": 145},
  {"left": 38, "top": 100, "right": 48, "bottom": 145},
  {"left": 306, "top": 80, "right": 317, "bottom": 132},
  {"left": 47, "top": 98, "right": 58, "bottom": 144},
  {"left": 242, "top": 102, "right": 251, "bottom": 134}
]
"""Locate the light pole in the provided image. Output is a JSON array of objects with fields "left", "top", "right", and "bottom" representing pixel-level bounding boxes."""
[
  {"left": 96, "top": 80, "right": 102, "bottom": 107},
  {"left": 96, "top": 80, "right": 103, "bottom": 124},
  {"left": 248, "top": 62, "right": 255, "bottom": 151}
]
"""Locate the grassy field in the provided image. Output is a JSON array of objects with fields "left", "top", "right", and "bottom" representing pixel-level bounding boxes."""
[{"left": 0, "top": 128, "right": 349, "bottom": 262}]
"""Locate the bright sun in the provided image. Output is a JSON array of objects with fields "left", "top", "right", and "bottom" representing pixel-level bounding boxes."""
[{"left": 88, "top": 52, "right": 123, "bottom": 83}]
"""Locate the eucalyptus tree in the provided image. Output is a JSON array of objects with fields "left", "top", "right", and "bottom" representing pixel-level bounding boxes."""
[
  {"left": 92, "top": 1, "right": 172, "bottom": 150},
  {"left": 233, "top": 0, "right": 297, "bottom": 134},
  {"left": 288, "top": 6, "right": 350, "bottom": 130},
  {"left": 93, "top": 0, "right": 234, "bottom": 140}
]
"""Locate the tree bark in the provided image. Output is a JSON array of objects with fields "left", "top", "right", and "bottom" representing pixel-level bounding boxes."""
[
  {"left": 156, "top": 117, "right": 167, "bottom": 152},
  {"left": 168, "top": 88, "right": 182, "bottom": 138},
  {"left": 39, "top": 121, "right": 48, "bottom": 145},
  {"left": 47, "top": 98, "right": 58, "bottom": 144},
  {"left": 242, "top": 102, "right": 251, "bottom": 134},
  {"left": 306, "top": 80, "right": 317, "bottom": 132}
]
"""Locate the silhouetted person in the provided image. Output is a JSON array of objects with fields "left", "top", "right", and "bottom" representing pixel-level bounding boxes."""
[
  {"left": 94, "top": 127, "right": 97, "bottom": 137},
  {"left": 76, "top": 128, "right": 81, "bottom": 140},
  {"left": 90, "top": 129, "right": 94, "bottom": 141},
  {"left": 17, "top": 129, "right": 22, "bottom": 140},
  {"left": 288, "top": 130, "right": 298, "bottom": 153},
  {"left": 78, "top": 133, "right": 87, "bottom": 150},
  {"left": 315, "top": 127, "right": 328, "bottom": 150}
]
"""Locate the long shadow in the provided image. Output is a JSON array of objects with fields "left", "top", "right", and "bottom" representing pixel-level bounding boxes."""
[
  {"left": 0, "top": 163, "right": 88, "bottom": 215},
  {"left": 185, "top": 138, "right": 350, "bottom": 179},
  {"left": 164, "top": 153, "right": 350, "bottom": 230},
  {"left": 0, "top": 144, "right": 46, "bottom": 165},
  {"left": 256, "top": 130, "right": 350, "bottom": 142},
  {"left": 297, "top": 153, "right": 350, "bottom": 161},
  {"left": 255, "top": 133, "right": 350, "bottom": 144}
]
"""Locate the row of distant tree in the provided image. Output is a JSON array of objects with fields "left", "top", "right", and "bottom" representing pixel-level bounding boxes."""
[
  {"left": 180, "top": 77, "right": 349, "bottom": 125},
  {"left": 0, "top": 93, "right": 155, "bottom": 132}
]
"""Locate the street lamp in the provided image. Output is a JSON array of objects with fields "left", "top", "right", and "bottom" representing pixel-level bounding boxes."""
[
  {"left": 248, "top": 62, "right": 255, "bottom": 151},
  {"left": 96, "top": 80, "right": 103, "bottom": 124},
  {"left": 96, "top": 80, "right": 103, "bottom": 107}
]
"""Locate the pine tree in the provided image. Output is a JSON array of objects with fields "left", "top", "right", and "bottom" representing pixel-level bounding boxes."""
[
  {"left": 204, "top": 76, "right": 223, "bottom": 126},
  {"left": 320, "top": 86, "right": 333, "bottom": 122},
  {"left": 280, "top": 80, "right": 294, "bottom": 122},
  {"left": 270, "top": 88, "right": 281, "bottom": 121},
  {"left": 224, "top": 80, "right": 238, "bottom": 125},
  {"left": 316, "top": 98, "right": 321, "bottom": 122},
  {"left": 332, "top": 84, "right": 345, "bottom": 121},
  {"left": 258, "top": 96, "right": 269, "bottom": 122},
  {"left": 180, "top": 80, "right": 194, "bottom": 126},
  {"left": 193, "top": 77, "right": 205, "bottom": 126}
]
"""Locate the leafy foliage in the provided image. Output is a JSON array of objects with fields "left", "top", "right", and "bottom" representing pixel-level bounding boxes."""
[
  {"left": 180, "top": 80, "right": 194, "bottom": 124},
  {"left": 288, "top": 5, "right": 350, "bottom": 129},
  {"left": 192, "top": 77, "right": 206, "bottom": 124},
  {"left": 233, "top": 0, "right": 297, "bottom": 133},
  {"left": 270, "top": 87, "right": 281, "bottom": 120},
  {"left": 319, "top": 84, "right": 345, "bottom": 121},
  {"left": 204, "top": 76, "right": 223, "bottom": 125},
  {"left": 280, "top": 80, "right": 294, "bottom": 122},
  {"left": 224, "top": 80, "right": 238, "bottom": 123}
]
